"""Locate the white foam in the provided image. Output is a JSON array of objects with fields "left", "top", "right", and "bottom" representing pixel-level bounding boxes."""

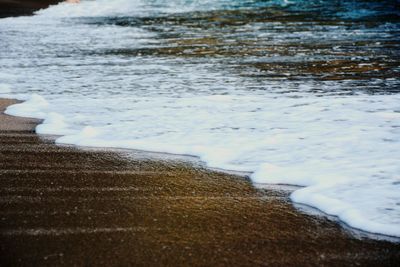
[
  {"left": 0, "top": 73, "right": 17, "bottom": 96},
  {"left": 36, "top": 0, "right": 143, "bottom": 18},
  {"left": 5, "top": 94, "right": 49, "bottom": 118},
  {"left": 57, "top": 126, "right": 100, "bottom": 145},
  {"left": 0, "top": 84, "right": 12, "bottom": 94},
  {"left": 291, "top": 177, "right": 400, "bottom": 237},
  {"left": 5, "top": 92, "right": 400, "bottom": 238},
  {"left": 35, "top": 0, "right": 231, "bottom": 18},
  {"left": 36, "top": 112, "right": 77, "bottom": 135},
  {"left": 1, "top": 0, "right": 399, "bottom": 239},
  {"left": 33, "top": 0, "right": 295, "bottom": 18}
]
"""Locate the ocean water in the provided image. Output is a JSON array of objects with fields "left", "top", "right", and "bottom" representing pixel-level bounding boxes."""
[{"left": 0, "top": 0, "right": 399, "bottom": 238}]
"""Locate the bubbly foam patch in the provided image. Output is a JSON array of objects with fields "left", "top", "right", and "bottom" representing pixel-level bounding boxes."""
[
  {"left": 36, "top": 112, "right": 77, "bottom": 135},
  {"left": 34, "top": 0, "right": 331, "bottom": 19},
  {"left": 5, "top": 94, "right": 49, "bottom": 118},
  {"left": 1, "top": 0, "right": 399, "bottom": 239},
  {"left": 5, "top": 93, "right": 400, "bottom": 237},
  {"left": 0, "top": 84, "right": 11, "bottom": 94},
  {"left": 36, "top": 0, "right": 240, "bottom": 18}
]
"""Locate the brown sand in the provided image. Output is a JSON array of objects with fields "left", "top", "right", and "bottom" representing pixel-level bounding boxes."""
[{"left": 0, "top": 98, "right": 399, "bottom": 266}]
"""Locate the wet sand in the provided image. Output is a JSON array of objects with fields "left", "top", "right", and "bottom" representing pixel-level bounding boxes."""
[{"left": 0, "top": 98, "right": 399, "bottom": 266}]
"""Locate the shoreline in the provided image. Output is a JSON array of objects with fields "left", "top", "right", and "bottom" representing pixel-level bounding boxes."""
[
  {"left": 5, "top": 97, "right": 400, "bottom": 242},
  {"left": 1, "top": 97, "right": 399, "bottom": 266}
]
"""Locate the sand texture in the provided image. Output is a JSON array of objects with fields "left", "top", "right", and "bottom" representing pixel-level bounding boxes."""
[{"left": 0, "top": 98, "right": 399, "bottom": 266}]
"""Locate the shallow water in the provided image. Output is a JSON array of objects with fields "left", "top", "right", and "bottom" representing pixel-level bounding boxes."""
[{"left": 0, "top": 0, "right": 399, "bottom": 237}]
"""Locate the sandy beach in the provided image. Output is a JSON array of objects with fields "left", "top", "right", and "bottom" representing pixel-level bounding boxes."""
[{"left": 0, "top": 98, "right": 399, "bottom": 266}]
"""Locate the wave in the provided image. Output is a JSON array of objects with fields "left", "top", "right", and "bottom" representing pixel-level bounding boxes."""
[
  {"left": 4, "top": 91, "right": 400, "bottom": 238},
  {"left": 35, "top": 0, "right": 400, "bottom": 20},
  {"left": 1, "top": 0, "right": 399, "bottom": 239}
]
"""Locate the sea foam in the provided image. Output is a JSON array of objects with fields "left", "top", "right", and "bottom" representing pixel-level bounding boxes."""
[
  {"left": 1, "top": 0, "right": 399, "bottom": 239},
  {"left": 5, "top": 92, "right": 400, "bottom": 238}
]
